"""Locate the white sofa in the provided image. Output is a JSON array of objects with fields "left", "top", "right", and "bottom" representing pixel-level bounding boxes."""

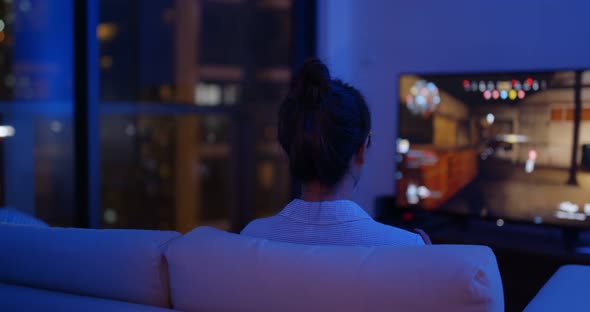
[
  {"left": 524, "top": 265, "right": 590, "bottom": 312},
  {"left": 0, "top": 223, "right": 178, "bottom": 311},
  {"left": 0, "top": 223, "right": 504, "bottom": 311}
]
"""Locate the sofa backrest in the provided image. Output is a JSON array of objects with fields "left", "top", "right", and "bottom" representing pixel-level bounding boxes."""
[
  {"left": 165, "top": 226, "right": 504, "bottom": 312},
  {"left": 0, "top": 223, "right": 181, "bottom": 308}
]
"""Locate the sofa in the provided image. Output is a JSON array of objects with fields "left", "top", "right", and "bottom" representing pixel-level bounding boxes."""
[
  {"left": 524, "top": 264, "right": 590, "bottom": 312},
  {"left": 0, "top": 223, "right": 504, "bottom": 311}
]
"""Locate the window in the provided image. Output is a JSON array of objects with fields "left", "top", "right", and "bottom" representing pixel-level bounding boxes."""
[
  {"left": 0, "top": 0, "right": 76, "bottom": 226},
  {"left": 0, "top": 0, "right": 306, "bottom": 231},
  {"left": 98, "top": 0, "right": 294, "bottom": 231}
]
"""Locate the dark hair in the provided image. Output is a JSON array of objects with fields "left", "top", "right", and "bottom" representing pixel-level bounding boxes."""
[{"left": 278, "top": 59, "right": 371, "bottom": 187}]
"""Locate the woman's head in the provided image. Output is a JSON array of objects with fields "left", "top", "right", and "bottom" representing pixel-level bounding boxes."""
[{"left": 278, "top": 59, "right": 371, "bottom": 189}]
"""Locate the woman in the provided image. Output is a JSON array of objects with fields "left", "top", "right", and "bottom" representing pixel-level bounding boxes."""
[{"left": 241, "top": 59, "right": 429, "bottom": 246}]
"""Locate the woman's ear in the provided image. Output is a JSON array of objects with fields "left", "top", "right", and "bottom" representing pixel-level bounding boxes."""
[{"left": 355, "top": 143, "right": 367, "bottom": 165}]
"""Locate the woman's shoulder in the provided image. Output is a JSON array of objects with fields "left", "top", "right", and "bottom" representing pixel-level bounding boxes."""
[
  {"left": 240, "top": 215, "right": 279, "bottom": 237},
  {"left": 364, "top": 219, "right": 425, "bottom": 246}
]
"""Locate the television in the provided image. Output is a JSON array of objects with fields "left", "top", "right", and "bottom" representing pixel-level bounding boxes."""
[{"left": 395, "top": 70, "right": 590, "bottom": 228}]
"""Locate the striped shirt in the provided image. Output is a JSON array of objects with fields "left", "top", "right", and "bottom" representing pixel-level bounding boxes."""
[{"left": 241, "top": 199, "right": 424, "bottom": 247}]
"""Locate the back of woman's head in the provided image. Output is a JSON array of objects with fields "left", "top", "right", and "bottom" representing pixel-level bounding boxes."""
[{"left": 278, "top": 58, "right": 371, "bottom": 187}]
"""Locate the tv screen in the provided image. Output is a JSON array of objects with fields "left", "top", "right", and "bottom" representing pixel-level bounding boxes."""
[{"left": 396, "top": 70, "right": 590, "bottom": 227}]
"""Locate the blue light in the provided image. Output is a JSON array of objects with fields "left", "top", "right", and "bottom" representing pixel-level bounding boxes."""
[
  {"left": 500, "top": 90, "right": 508, "bottom": 100},
  {"left": 433, "top": 96, "right": 440, "bottom": 105},
  {"left": 415, "top": 95, "right": 426, "bottom": 106}
]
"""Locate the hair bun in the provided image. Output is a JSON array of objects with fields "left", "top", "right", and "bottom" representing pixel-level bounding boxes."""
[{"left": 294, "top": 58, "right": 331, "bottom": 109}]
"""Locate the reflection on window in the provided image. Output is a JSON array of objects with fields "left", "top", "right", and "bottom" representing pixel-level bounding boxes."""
[{"left": 0, "top": 0, "right": 75, "bottom": 226}]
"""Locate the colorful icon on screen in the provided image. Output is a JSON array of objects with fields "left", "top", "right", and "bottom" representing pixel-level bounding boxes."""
[
  {"left": 509, "top": 89, "right": 517, "bottom": 100},
  {"left": 492, "top": 90, "right": 500, "bottom": 99}
]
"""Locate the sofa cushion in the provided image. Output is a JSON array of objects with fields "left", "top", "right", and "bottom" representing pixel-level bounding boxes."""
[
  {"left": 0, "top": 224, "right": 180, "bottom": 307},
  {"left": 524, "top": 264, "right": 590, "bottom": 312},
  {"left": 0, "top": 283, "right": 177, "bottom": 312},
  {"left": 165, "top": 226, "right": 504, "bottom": 312}
]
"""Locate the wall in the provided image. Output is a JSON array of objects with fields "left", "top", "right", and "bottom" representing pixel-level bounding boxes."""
[{"left": 317, "top": 0, "right": 590, "bottom": 215}]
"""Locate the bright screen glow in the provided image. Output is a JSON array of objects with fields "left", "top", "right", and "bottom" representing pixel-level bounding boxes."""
[{"left": 397, "top": 70, "right": 590, "bottom": 228}]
